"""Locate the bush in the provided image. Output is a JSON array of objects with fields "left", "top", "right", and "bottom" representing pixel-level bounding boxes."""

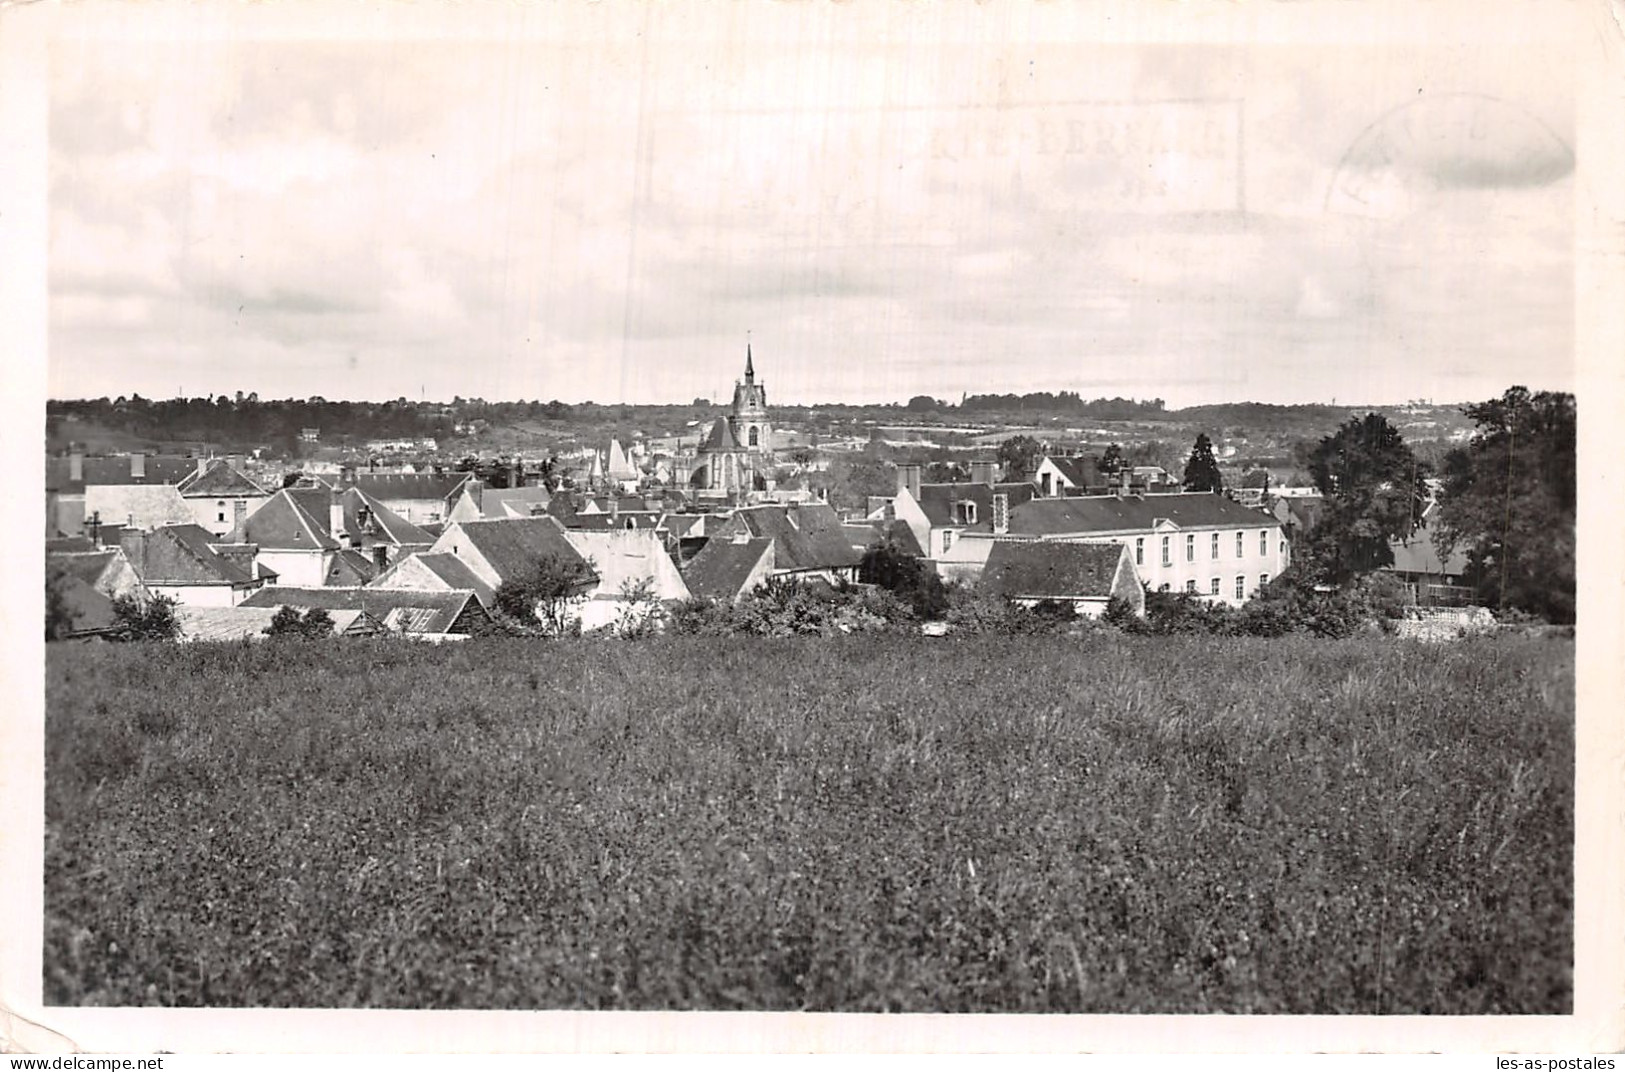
[
  {"left": 109, "top": 594, "right": 180, "bottom": 642},
  {"left": 264, "top": 606, "right": 336, "bottom": 639},
  {"left": 668, "top": 577, "right": 915, "bottom": 638}
]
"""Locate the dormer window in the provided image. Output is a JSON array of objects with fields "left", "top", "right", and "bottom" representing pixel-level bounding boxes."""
[{"left": 960, "top": 501, "right": 977, "bottom": 525}]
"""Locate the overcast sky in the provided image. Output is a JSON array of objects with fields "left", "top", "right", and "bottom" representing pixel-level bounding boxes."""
[{"left": 45, "top": 4, "right": 1579, "bottom": 408}]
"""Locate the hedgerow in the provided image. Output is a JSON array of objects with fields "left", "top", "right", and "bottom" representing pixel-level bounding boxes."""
[{"left": 44, "top": 633, "right": 1572, "bottom": 1012}]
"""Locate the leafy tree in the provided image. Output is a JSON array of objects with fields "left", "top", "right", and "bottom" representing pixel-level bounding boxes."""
[
  {"left": 264, "top": 606, "right": 337, "bottom": 639},
  {"left": 996, "top": 435, "right": 1043, "bottom": 482},
  {"left": 1433, "top": 387, "right": 1576, "bottom": 622},
  {"left": 859, "top": 539, "right": 948, "bottom": 620},
  {"left": 1182, "top": 433, "right": 1224, "bottom": 493},
  {"left": 1306, "top": 413, "right": 1430, "bottom": 582},
  {"left": 494, "top": 552, "right": 597, "bottom": 636},
  {"left": 905, "top": 395, "right": 940, "bottom": 412},
  {"left": 1099, "top": 444, "right": 1125, "bottom": 476},
  {"left": 110, "top": 593, "right": 180, "bottom": 642}
]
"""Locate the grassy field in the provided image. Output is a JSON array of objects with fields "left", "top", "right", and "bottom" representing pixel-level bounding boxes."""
[{"left": 44, "top": 633, "right": 1572, "bottom": 1012}]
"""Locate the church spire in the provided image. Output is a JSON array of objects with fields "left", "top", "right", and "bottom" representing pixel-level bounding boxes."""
[{"left": 744, "top": 340, "right": 755, "bottom": 384}]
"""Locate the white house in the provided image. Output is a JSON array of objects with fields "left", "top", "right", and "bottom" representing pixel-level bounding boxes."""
[{"left": 1005, "top": 491, "right": 1290, "bottom": 607}]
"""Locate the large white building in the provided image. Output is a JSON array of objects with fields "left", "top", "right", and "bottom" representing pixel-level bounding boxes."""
[{"left": 938, "top": 491, "right": 1290, "bottom": 607}]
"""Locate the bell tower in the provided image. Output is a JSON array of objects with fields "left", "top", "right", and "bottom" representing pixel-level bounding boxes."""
[{"left": 728, "top": 342, "right": 772, "bottom": 456}]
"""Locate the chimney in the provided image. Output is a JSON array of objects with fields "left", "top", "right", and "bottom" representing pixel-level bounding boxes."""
[
  {"left": 992, "top": 493, "right": 1009, "bottom": 535},
  {"left": 130, "top": 452, "right": 146, "bottom": 480},
  {"left": 69, "top": 445, "right": 84, "bottom": 484},
  {"left": 895, "top": 463, "right": 922, "bottom": 500},
  {"left": 195, "top": 456, "right": 209, "bottom": 479},
  {"left": 330, "top": 489, "right": 348, "bottom": 546},
  {"left": 227, "top": 454, "right": 242, "bottom": 474},
  {"left": 340, "top": 465, "right": 356, "bottom": 488},
  {"left": 972, "top": 460, "right": 997, "bottom": 487},
  {"left": 119, "top": 529, "right": 146, "bottom": 569},
  {"left": 232, "top": 500, "right": 248, "bottom": 535}
]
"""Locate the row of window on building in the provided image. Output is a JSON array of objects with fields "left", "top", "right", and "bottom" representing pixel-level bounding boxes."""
[
  {"left": 1156, "top": 575, "right": 1272, "bottom": 600},
  {"left": 1136, "top": 530, "right": 1275, "bottom": 567}
]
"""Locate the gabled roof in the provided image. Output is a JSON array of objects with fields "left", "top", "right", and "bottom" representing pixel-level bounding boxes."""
[
  {"left": 700, "top": 418, "right": 742, "bottom": 453},
  {"left": 334, "top": 487, "right": 434, "bottom": 546},
  {"left": 914, "top": 481, "right": 1038, "bottom": 532},
  {"left": 228, "top": 490, "right": 341, "bottom": 551},
  {"left": 445, "top": 516, "right": 597, "bottom": 587},
  {"left": 175, "top": 459, "right": 269, "bottom": 498},
  {"left": 404, "top": 552, "right": 498, "bottom": 607},
  {"left": 348, "top": 471, "right": 474, "bottom": 503},
  {"left": 480, "top": 485, "right": 553, "bottom": 519},
  {"left": 240, "top": 586, "right": 486, "bottom": 634},
  {"left": 683, "top": 536, "right": 774, "bottom": 601},
  {"left": 981, "top": 541, "right": 1127, "bottom": 600},
  {"left": 726, "top": 502, "right": 862, "bottom": 572},
  {"left": 1010, "top": 492, "right": 1277, "bottom": 537},
  {"left": 121, "top": 525, "right": 258, "bottom": 586},
  {"left": 561, "top": 529, "right": 691, "bottom": 603},
  {"left": 1044, "top": 455, "right": 1100, "bottom": 488}
]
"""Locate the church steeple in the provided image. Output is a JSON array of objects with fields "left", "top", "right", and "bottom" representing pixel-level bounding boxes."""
[{"left": 744, "top": 342, "right": 755, "bottom": 384}]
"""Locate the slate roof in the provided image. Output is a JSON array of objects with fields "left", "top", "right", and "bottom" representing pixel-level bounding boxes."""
[
  {"left": 46, "top": 536, "right": 98, "bottom": 554},
  {"left": 915, "top": 481, "right": 1039, "bottom": 532},
  {"left": 240, "top": 586, "right": 486, "bottom": 634},
  {"left": 326, "top": 487, "right": 435, "bottom": 546},
  {"left": 1009, "top": 492, "right": 1277, "bottom": 536},
  {"left": 406, "top": 552, "right": 498, "bottom": 607},
  {"left": 177, "top": 605, "right": 376, "bottom": 642},
  {"left": 1388, "top": 530, "right": 1470, "bottom": 577},
  {"left": 349, "top": 472, "right": 474, "bottom": 502},
  {"left": 700, "top": 419, "right": 742, "bottom": 453},
  {"left": 725, "top": 502, "right": 862, "bottom": 572},
  {"left": 83, "top": 484, "right": 196, "bottom": 529},
  {"left": 228, "top": 490, "right": 340, "bottom": 551},
  {"left": 46, "top": 454, "right": 200, "bottom": 493},
  {"left": 446, "top": 516, "right": 597, "bottom": 587},
  {"left": 981, "top": 541, "right": 1127, "bottom": 600},
  {"left": 683, "top": 537, "right": 774, "bottom": 601},
  {"left": 121, "top": 525, "right": 259, "bottom": 586},
  {"left": 175, "top": 460, "right": 269, "bottom": 498},
  {"left": 1046, "top": 455, "right": 1100, "bottom": 488}
]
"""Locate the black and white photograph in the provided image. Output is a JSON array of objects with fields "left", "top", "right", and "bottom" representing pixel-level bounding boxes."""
[{"left": 5, "top": 0, "right": 1621, "bottom": 1056}]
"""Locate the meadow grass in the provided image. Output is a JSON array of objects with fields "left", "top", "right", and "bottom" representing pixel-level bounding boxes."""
[{"left": 44, "top": 633, "right": 1572, "bottom": 1012}]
